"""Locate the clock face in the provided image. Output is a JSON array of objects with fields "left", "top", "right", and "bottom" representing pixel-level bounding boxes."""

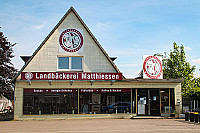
[
  {"left": 143, "top": 56, "right": 162, "bottom": 79},
  {"left": 59, "top": 29, "right": 83, "bottom": 52}
]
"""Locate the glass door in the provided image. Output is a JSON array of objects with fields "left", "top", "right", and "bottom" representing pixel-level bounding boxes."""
[
  {"left": 150, "top": 89, "right": 160, "bottom": 116},
  {"left": 137, "top": 89, "right": 148, "bottom": 115},
  {"left": 137, "top": 89, "right": 160, "bottom": 116}
]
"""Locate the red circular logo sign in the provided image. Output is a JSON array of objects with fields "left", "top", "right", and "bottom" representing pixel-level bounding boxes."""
[
  {"left": 143, "top": 56, "right": 162, "bottom": 79},
  {"left": 59, "top": 29, "right": 83, "bottom": 52}
]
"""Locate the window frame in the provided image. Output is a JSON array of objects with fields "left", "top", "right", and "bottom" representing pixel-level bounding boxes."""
[{"left": 57, "top": 56, "right": 83, "bottom": 72}]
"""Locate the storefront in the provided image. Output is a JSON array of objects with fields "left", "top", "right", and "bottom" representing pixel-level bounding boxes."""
[
  {"left": 22, "top": 87, "right": 177, "bottom": 116},
  {"left": 12, "top": 7, "right": 182, "bottom": 120},
  {"left": 23, "top": 88, "right": 131, "bottom": 115}
]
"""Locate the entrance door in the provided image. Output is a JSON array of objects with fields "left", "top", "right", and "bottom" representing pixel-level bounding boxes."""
[
  {"left": 149, "top": 89, "right": 160, "bottom": 116},
  {"left": 137, "top": 89, "right": 148, "bottom": 115},
  {"left": 137, "top": 89, "right": 160, "bottom": 116}
]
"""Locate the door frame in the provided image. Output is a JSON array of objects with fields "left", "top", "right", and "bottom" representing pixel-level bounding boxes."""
[{"left": 137, "top": 88, "right": 160, "bottom": 116}]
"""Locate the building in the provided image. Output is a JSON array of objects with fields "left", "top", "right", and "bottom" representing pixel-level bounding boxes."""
[{"left": 12, "top": 7, "right": 182, "bottom": 120}]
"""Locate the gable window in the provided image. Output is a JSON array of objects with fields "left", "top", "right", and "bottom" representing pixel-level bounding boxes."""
[
  {"left": 58, "top": 57, "right": 69, "bottom": 69},
  {"left": 58, "top": 57, "right": 82, "bottom": 71},
  {"left": 71, "top": 57, "right": 82, "bottom": 69}
]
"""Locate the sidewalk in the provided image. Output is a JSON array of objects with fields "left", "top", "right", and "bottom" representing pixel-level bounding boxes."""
[{"left": 0, "top": 119, "right": 200, "bottom": 132}]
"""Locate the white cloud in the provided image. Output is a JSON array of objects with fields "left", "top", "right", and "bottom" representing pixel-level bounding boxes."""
[
  {"left": 96, "top": 22, "right": 107, "bottom": 29},
  {"left": 124, "top": 74, "right": 135, "bottom": 78},
  {"left": 23, "top": 23, "right": 46, "bottom": 31},
  {"left": 108, "top": 47, "right": 158, "bottom": 57},
  {"left": 192, "top": 58, "right": 200, "bottom": 64},
  {"left": 91, "top": 22, "right": 109, "bottom": 33},
  {"left": 119, "top": 66, "right": 142, "bottom": 79},
  {"left": 184, "top": 46, "right": 192, "bottom": 51},
  {"left": 90, "top": 22, "right": 110, "bottom": 42},
  {"left": 123, "top": 70, "right": 140, "bottom": 79},
  {"left": 194, "top": 72, "right": 200, "bottom": 78},
  {"left": 118, "top": 63, "right": 140, "bottom": 67}
]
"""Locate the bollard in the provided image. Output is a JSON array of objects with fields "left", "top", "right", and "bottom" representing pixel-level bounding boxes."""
[{"left": 39, "top": 110, "right": 41, "bottom": 115}]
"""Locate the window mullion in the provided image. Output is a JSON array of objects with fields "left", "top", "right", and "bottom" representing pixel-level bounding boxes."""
[{"left": 69, "top": 57, "right": 72, "bottom": 70}]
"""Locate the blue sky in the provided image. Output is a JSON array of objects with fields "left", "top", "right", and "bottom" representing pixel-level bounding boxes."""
[{"left": 0, "top": 0, "right": 200, "bottom": 78}]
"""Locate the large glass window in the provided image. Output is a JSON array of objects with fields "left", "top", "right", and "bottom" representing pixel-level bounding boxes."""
[
  {"left": 170, "top": 88, "right": 175, "bottom": 113},
  {"left": 23, "top": 89, "right": 78, "bottom": 115},
  {"left": 132, "top": 89, "right": 136, "bottom": 113},
  {"left": 160, "top": 88, "right": 175, "bottom": 114},
  {"left": 23, "top": 88, "right": 132, "bottom": 115},
  {"left": 160, "top": 89, "right": 169, "bottom": 113},
  {"left": 58, "top": 57, "right": 82, "bottom": 71},
  {"left": 79, "top": 89, "right": 131, "bottom": 114}
]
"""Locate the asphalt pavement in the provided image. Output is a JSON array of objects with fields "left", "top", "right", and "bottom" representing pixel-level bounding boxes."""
[{"left": 0, "top": 119, "right": 200, "bottom": 133}]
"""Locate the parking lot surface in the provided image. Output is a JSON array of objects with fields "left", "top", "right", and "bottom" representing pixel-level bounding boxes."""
[{"left": 0, "top": 119, "right": 200, "bottom": 133}]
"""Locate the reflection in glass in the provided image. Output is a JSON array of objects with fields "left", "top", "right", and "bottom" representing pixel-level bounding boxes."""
[
  {"left": 71, "top": 57, "right": 82, "bottom": 69},
  {"left": 160, "top": 89, "right": 169, "bottom": 113},
  {"left": 79, "top": 90, "right": 131, "bottom": 114},
  {"left": 23, "top": 92, "right": 78, "bottom": 115},
  {"left": 58, "top": 57, "right": 69, "bottom": 69}
]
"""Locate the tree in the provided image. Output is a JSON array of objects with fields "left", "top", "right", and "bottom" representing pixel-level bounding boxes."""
[
  {"left": 189, "top": 77, "right": 200, "bottom": 99},
  {"left": 0, "top": 28, "right": 17, "bottom": 100},
  {"left": 156, "top": 42, "right": 196, "bottom": 97}
]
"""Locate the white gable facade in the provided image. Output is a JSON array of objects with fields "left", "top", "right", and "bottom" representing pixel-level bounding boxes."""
[
  {"left": 13, "top": 7, "right": 182, "bottom": 120},
  {"left": 23, "top": 11, "right": 117, "bottom": 73}
]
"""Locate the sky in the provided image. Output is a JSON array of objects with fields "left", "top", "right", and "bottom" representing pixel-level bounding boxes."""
[{"left": 0, "top": 0, "right": 200, "bottom": 78}]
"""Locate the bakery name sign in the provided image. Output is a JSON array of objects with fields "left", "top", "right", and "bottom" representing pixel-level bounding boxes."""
[{"left": 21, "top": 72, "right": 123, "bottom": 80}]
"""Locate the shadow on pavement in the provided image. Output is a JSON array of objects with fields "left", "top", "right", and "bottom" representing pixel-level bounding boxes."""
[{"left": 174, "top": 119, "right": 200, "bottom": 125}]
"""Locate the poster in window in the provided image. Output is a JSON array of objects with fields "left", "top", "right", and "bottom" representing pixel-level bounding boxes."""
[{"left": 143, "top": 97, "right": 146, "bottom": 104}]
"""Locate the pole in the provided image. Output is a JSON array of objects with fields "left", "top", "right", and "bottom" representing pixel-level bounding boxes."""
[
  {"left": 178, "top": 105, "right": 180, "bottom": 119},
  {"left": 131, "top": 88, "right": 133, "bottom": 114},
  {"left": 78, "top": 88, "right": 79, "bottom": 114},
  {"left": 136, "top": 88, "right": 138, "bottom": 115},
  {"left": 169, "top": 88, "right": 170, "bottom": 113},
  {"left": 194, "top": 100, "right": 195, "bottom": 112},
  {"left": 148, "top": 89, "right": 150, "bottom": 115},
  {"left": 160, "top": 89, "right": 161, "bottom": 114}
]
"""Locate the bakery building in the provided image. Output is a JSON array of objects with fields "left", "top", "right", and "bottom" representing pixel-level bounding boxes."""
[{"left": 12, "top": 7, "right": 182, "bottom": 120}]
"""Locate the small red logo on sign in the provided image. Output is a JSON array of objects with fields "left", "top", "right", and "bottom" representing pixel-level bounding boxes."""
[
  {"left": 59, "top": 29, "right": 83, "bottom": 52},
  {"left": 25, "top": 72, "right": 33, "bottom": 80}
]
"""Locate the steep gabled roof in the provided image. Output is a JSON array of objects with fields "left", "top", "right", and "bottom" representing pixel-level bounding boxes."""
[{"left": 11, "top": 7, "right": 121, "bottom": 82}]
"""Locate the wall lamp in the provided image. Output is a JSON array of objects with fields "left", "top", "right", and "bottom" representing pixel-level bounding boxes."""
[
  {"left": 27, "top": 79, "right": 31, "bottom": 85},
  {"left": 48, "top": 80, "right": 52, "bottom": 85},
  {"left": 111, "top": 80, "right": 115, "bottom": 85},
  {"left": 91, "top": 80, "right": 94, "bottom": 86},
  {"left": 70, "top": 80, "right": 74, "bottom": 86}
]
